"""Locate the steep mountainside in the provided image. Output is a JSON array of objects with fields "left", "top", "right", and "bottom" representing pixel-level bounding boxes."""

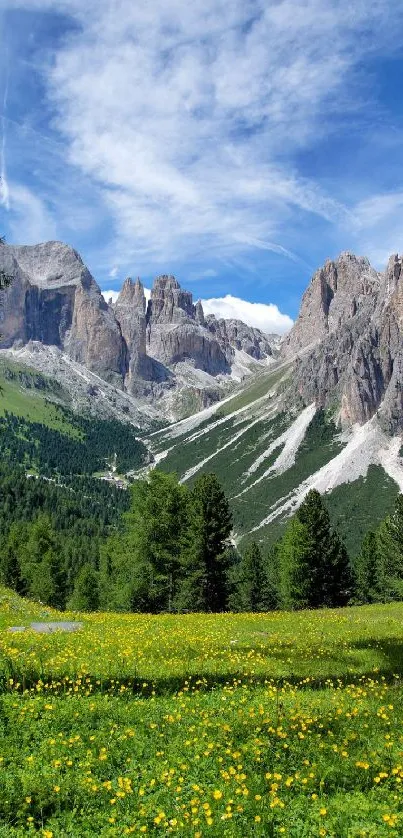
[
  {"left": 283, "top": 251, "right": 403, "bottom": 433},
  {"left": 0, "top": 241, "right": 277, "bottom": 421},
  {"left": 147, "top": 250, "right": 403, "bottom": 555}
]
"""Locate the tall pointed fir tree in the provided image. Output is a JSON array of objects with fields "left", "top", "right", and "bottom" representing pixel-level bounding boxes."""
[
  {"left": 276, "top": 490, "right": 351, "bottom": 610},
  {"left": 353, "top": 530, "right": 383, "bottom": 603},
  {"left": 100, "top": 471, "right": 190, "bottom": 612},
  {"left": 177, "top": 473, "right": 233, "bottom": 612},
  {"left": 375, "top": 495, "right": 403, "bottom": 600},
  {"left": 229, "top": 541, "right": 268, "bottom": 612},
  {"left": 296, "top": 489, "right": 351, "bottom": 608}
]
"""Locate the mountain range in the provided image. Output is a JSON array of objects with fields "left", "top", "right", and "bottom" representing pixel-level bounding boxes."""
[
  {"left": 1, "top": 239, "right": 403, "bottom": 555},
  {"left": 0, "top": 241, "right": 276, "bottom": 423}
]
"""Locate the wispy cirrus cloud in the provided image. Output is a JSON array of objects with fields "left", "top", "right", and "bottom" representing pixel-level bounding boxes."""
[
  {"left": 7, "top": 183, "right": 57, "bottom": 243},
  {"left": 2, "top": 0, "right": 403, "bottom": 300},
  {"left": 7, "top": 2, "right": 403, "bottom": 257}
]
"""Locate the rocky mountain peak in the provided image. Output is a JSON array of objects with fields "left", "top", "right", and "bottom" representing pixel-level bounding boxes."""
[
  {"left": 3, "top": 240, "right": 91, "bottom": 290},
  {"left": 282, "top": 249, "right": 403, "bottom": 433},
  {"left": 282, "top": 251, "right": 380, "bottom": 358},
  {"left": 195, "top": 299, "right": 205, "bottom": 326},
  {"left": 0, "top": 240, "right": 125, "bottom": 385},
  {"left": 0, "top": 240, "right": 280, "bottom": 420},
  {"left": 148, "top": 274, "right": 195, "bottom": 324},
  {"left": 383, "top": 253, "right": 403, "bottom": 299},
  {"left": 116, "top": 277, "right": 146, "bottom": 313}
]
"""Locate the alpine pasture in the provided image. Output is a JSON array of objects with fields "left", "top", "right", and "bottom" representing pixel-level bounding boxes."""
[{"left": 1, "top": 588, "right": 403, "bottom": 837}]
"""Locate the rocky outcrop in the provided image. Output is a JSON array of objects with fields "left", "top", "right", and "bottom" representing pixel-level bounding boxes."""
[
  {"left": 282, "top": 252, "right": 380, "bottom": 358},
  {"left": 286, "top": 251, "right": 403, "bottom": 433},
  {"left": 145, "top": 276, "right": 229, "bottom": 374},
  {"left": 114, "top": 277, "right": 152, "bottom": 380},
  {"left": 206, "top": 315, "right": 274, "bottom": 361},
  {"left": 0, "top": 241, "right": 126, "bottom": 385}
]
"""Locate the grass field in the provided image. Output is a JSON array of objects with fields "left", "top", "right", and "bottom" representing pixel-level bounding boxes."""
[
  {"left": 1, "top": 588, "right": 403, "bottom": 836},
  {"left": 0, "top": 361, "right": 76, "bottom": 436}
]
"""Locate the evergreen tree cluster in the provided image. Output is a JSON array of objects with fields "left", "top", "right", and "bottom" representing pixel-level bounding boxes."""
[
  {"left": 353, "top": 495, "right": 403, "bottom": 603},
  {"left": 2, "top": 452, "right": 403, "bottom": 613},
  {"left": 0, "top": 463, "right": 130, "bottom": 608},
  {"left": 100, "top": 471, "right": 233, "bottom": 613},
  {"left": 0, "top": 410, "right": 147, "bottom": 476}
]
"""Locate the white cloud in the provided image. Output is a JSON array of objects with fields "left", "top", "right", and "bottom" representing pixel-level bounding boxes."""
[
  {"left": 201, "top": 294, "right": 293, "bottom": 335},
  {"left": 7, "top": 0, "right": 402, "bottom": 270},
  {"left": 101, "top": 283, "right": 291, "bottom": 333},
  {"left": 7, "top": 183, "right": 57, "bottom": 244}
]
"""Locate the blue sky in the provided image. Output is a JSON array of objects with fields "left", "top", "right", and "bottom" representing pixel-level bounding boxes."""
[{"left": 1, "top": 1, "right": 403, "bottom": 332}]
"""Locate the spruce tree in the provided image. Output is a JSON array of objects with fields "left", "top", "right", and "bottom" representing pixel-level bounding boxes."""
[
  {"left": 354, "top": 530, "right": 382, "bottom": 603},
  {"left": 21, "top": 516, "right": 67, "bottom": 608},
  {"left": 296, "top": 489, "right": 351, "bottom": 608},
  {"left": 375, "top": 495, "right": 403, "bottom": 600},
  {"left": 276, "top": 516, "right": 312, "bottom": 610},
  {"left": 0, "top": 523, "right": 27, "bottom": 594},
  {"left": 265, "top": 544, "right": 281, "bottom": 610},
  {"left": 276, "top": 490, "right": 351, "bottom": 610},
  {"left": 178, "top": 473, "right": 232, "bottom": 612},
  {"left": 229, "top": 541, "right": 268, "bottom": 612},
  {"left": 100, "top": 471, "right": 190, "bottom": 612}
]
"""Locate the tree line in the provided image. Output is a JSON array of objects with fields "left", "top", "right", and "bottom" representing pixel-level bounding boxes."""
[
  {"left": 1, "top": 464, "right": 403, "bottom": 612},
  {"left": 98, "top": 472, "right": 403, "bottom": 613},
  {"left": 0, "top": 463, "right": 130, "bottom": 608}
]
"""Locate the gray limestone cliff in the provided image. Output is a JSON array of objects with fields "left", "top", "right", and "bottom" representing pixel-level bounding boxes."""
[
  {"left": 145, "top": 276, "right": 230, "bottom": 375},
  {"left": 283, "top": 251, "right": 403, "bottom": 433},
  {"left": 206, "top": 315, "right": 274, "bottom": 361},
  {"left": 0, "top": 242, "right": 278, "bottom": 419},
  {"left": 0, "top": 241, "right": 125, "bottom": 385},
  {"left": 114, "top": 277, "right": 152, "bottom": 382},
  {"left": 282, "top": 252, "right": 380, "bottom": 357}
]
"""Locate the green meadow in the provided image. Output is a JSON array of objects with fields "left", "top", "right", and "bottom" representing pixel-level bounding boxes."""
[{"left": 1, "top": 587, "right": 403, "bottom": 837}]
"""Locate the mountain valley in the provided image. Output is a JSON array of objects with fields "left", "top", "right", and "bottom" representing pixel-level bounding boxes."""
[{"left": 1, "top": 240, "right": 403, "bottom": 557}]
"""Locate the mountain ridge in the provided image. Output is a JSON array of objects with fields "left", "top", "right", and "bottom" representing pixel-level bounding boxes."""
[{"left": 0, "top": 240, "right": 278, "bottom": 421}]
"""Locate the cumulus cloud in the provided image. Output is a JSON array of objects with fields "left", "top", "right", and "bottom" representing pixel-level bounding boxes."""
[
  {"left": 201, "top": 295, "right": 293, "bottom": 335},
  {"left": 8, "top": 0, "right": 403, "bottom": 270},
  {"left": 101, "top": 285, "right": 292, "bottom": 334}
]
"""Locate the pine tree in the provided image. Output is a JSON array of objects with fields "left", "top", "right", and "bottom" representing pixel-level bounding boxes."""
[
  {"left": 296, "top": 489, "right": 351, "bottom": 608},
  {"left": 20, "top": 515, "right": 67, "bottom": 608},
  {"left": 265, "top": 544, "right": 281, "bottom": 610},
  {"left": 229, "top": 542, "right": 269, "bottom": 612},
  {"left": 68, "top": 563, "right": 100, "bottom": 611},
  {"left": 353, "top": 530, "right": 382, "bottom": 603},
  {"left": 276, "top": 516, "right": 312, "bottom": 610},
  {"left": 0, "top": 522, "right": 27, "bottom": 593},
  {"left": 375, "top": 495, "right": 403, "bottom": 600},
  {"left": 100, "top": 471, "right": 190, "bottom": 612},
  {"left": 178, "top": 473, "right": 232, "bottom": 612},
  {"left": 276, "top": 490, "right": 351, "bottom": 610}
]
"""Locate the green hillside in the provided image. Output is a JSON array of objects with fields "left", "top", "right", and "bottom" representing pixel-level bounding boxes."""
[
  {"left": 148, "top": 362, "right": 401, "bottom": 556},
  {"left": 0, "top": 359, "right": 77, "bottom": 434}
]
